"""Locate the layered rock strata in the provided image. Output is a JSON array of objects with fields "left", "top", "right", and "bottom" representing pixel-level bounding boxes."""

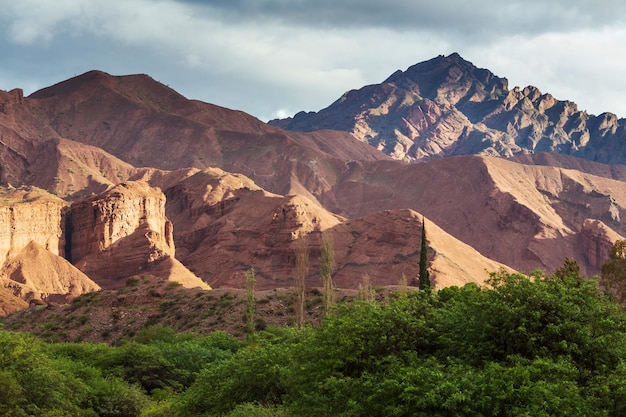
[{"left": 71, "top": 181, "right": 208, "bottom": 289}]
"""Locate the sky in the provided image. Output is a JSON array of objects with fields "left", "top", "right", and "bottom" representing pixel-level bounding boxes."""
[{"left": 1, "top": 0, "right": 625, "bottom": 122}]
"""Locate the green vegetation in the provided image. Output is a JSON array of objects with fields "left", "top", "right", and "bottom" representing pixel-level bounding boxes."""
[
  {"left": 3, "top": 262, "right": 626, "bottom": 416},
  {"left": 245, "top": 268, "right": 256, "bottom": 338},
  {"left": 601, "top": 239, "right": 626, "bottom": 303},
  {"left": 319, "top": 232, "right": 335, "bottom": 316},
  {"left": 294, "top": 237, "right": 308, "bottom": 328},
  {"left": 419, "top": 216, "right": 430, "bottom": 290}
]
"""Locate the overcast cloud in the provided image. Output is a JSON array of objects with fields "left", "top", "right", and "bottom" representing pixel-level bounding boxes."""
[{"left": 0, "top": 0, "right": 625, "bottom": 121}]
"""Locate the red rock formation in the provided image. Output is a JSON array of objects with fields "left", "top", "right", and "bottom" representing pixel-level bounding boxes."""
[
  {"left": 2, "top": 64, "right": 626, "bottom": 319},
  {"left": 0, "top": 241, "right": 100, "bottom": 304},
  {"left": 71, "top": 181, "right": 208, "bottom": 290},
  {"left": 580, "top": 219, "right": 624, "bottom": 270},
  {"left": 0, "top": 187, "right": 68, "bottom": 267}
]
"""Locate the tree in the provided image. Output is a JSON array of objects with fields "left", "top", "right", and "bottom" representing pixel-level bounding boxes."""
[
  {"left": 358, "top": 272, "right": 373, "bottom": 302},
  {"left": 245, "top": 268, "right": 256, "bottom": 338},
  {"left": 398, "top": 273, "right": 408, "bottom": 294},
  {"left": 294, "top": 236, "right": 309, "bottom": 328},
  {"left": 601, "top": 240, "right": 626, "bottom": 303},
  {"left": 419, "top": 217, "right": 430, "bottom": 290},
  {"left": 320, "top": 232, "right": 335, "bottom": 316}
]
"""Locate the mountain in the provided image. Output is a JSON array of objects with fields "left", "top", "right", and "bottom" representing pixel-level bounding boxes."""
[
  {"left": 0, "top": 64, "right": 625, "bottom": 318},
  {"left": 164, "top": 167, "right": 508, "bottom": 289},
  {"left": 271, "top": 53, "right": 626, "bottom": 164}
]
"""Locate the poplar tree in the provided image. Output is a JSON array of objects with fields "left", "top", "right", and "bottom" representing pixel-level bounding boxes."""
[
  {"left": 245, "top": 267, "right": 256, "bottom": 337},
  {"left": 601, "top": 240, "right": 626, "bottom": 303},
  {"left": 320, "top": 232, "right": 335, "bottom": 316},
  {"left": 295, "top": 236, "right": 309, "bottom": 328},
  {"left": 419, "top": 217, "right": 430, "bottom": 290},
  {"left": 358, "top": 272, "right": 373, "bottom": 302}
]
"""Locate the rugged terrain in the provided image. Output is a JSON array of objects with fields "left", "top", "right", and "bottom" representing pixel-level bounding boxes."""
[
  {"left": 0, "top": 55, "right": 625, "bottom": 319},
  {"left": 272, "top": 53, "right": 626, "bottom": 164}
]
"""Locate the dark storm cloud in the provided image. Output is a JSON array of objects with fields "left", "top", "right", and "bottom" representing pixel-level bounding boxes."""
[{"left": 181, "top": 0, "right": 626, "bottom": 38}]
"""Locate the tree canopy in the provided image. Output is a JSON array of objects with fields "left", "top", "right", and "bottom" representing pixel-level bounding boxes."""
[{"left": 2, "top": 262, "right": 626, "bottom": 416}]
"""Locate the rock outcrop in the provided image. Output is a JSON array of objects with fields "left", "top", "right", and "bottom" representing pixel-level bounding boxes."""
[
  {"left": 164, "top": 168, "right": 510, "bottom": 289},
  {"left": 0, "top": 187, "right": 68, "bottom": 267},
  {"left": 326, "top": 209, "right": 509, "bottom": 289},
  {"left": 0, "top": 187, "right": 101, "bottom": 310},
  {"left": 0, "top": 286, "right": 27, "bottom": 316},
  {"left": 580, "top": 219, "right": 624, "bottom": 270},
  {"left": 0, "top": 241, "right": 100, "bottom": 304},
  {"left": 165, "top": 168, "right": 344, "bottom": 289},
  {"left": 71, "top": 181, "right": 208, "bottom": 290}
]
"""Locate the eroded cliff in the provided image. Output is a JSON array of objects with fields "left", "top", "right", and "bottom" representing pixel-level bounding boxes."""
[{"left": 71, "top": 181, "right": 208, "bottom": 290}]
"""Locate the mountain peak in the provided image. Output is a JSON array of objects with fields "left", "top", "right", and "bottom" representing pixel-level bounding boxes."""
[
  {"left": 29, "top": 70, "right": 117, "bottom": 99},
  {"left": 383, "top": 53, "right": 508, "bottom": 102},
  {"left": 28, "top": 70, "right": 168, "bottom": 101},
  {"left": 271, "top": 53, "right": 626, "bottom": 164}
]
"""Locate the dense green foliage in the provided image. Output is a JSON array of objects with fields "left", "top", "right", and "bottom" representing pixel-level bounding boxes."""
[{"left": 3, "top": 265, "right": 626, "bottom": 416}]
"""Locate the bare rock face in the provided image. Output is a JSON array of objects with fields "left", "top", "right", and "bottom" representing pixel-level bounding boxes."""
[
  {"left": 0, "top": 188, "right": 101, "bottom": 309},
  {"left": 272, "top": 53, "right": 626, "bottom": 165},
  {"left": 0, "top": 286, "right": 27, "bottom": 316},
  {"left": 0, "top": 241, "right": 100, "bottom": 304},
  {"left": 165, "top": 168, "right": 343, "bottom": 289},
  {"left": 71, "top": 181, "right": 208, "bottom": 289},
  {"left": 164, "top": 168, "right": 510, "bottom": 290},
  {"left": 0, "top": 187, "right": 68, "bottom": 267},
  {"left": 580, "top": 219, "right": 624, "bottom": 270}
]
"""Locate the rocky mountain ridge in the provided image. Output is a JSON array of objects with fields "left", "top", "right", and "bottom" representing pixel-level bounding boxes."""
[
  {"left": 271, "top": 53, "right": 626, "bottom": 163},
  {"left": 0, "top": 62, "right": 625, "bottom": 317}
]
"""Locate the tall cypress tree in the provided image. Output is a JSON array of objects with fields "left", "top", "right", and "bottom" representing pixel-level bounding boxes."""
[{"left": 419, "top": 217, "right": 430, "bottom": 290}]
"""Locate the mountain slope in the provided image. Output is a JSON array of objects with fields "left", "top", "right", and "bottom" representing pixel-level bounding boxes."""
[
  {"left": 164, "top": 167, "right": 508, "bottom": 289},
  {"left": 24, "top": 70, "right": 388, "bottom": 195},
  {"left": 271, "top": 53, "right": 626, "bottom": 164},
  {"left": 324, "top": 155, "right": 626, "bottom": 277},
  {"left": 0, "top": 66, "right": 625, "bottom": 318}
]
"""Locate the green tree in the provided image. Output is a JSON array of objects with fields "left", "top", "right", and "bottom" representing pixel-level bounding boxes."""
[
  {"left": 245, "top": 268, "right": 256, "bottom": 338},
  {"left": 601, "top": 240, "right": 626, "bottom": 303},
  {"left": 358, "top": 272, "right": 373, "bottom": 302},
  {"left": 419, "top": 217, "right": 430, "bottom": 290},
  {"left": 294, "top": 236, "right": 309, "bottom": 328},
  {"left": 320, "top": 232, "right": 335, "bottom": 316}
]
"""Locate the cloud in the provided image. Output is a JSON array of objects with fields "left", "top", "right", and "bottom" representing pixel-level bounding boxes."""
[
  {"left": 468, "top": 27, "right": 626, "bottom": 116},
  {"left": 0, "top": 0, "right": 625, "bottom": 120},
  {"left": 179, "top": 0, "right": 626, "bottom": 38}
]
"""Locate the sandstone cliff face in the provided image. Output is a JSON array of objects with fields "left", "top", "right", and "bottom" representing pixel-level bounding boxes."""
[
  {"left": 0, "top": 188, "right": 68, "bottom": 266},
  {"left": 163, "top": 168, "right": 511, "bottom": 290},
  {"left": 71, "top": 181, "right": 207, "bottom": 289},
  {"left": 165, "top": 168, "right": 343, "bottom": 289},
  {"left": 0, "top": 187, "right": 102, "bottom": 310},
  {"left": 71, "top": 181, "right": 174, "bottom": 261},
  {"left": 580, "top": 219, "right": 624, "bottom": 270}
]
